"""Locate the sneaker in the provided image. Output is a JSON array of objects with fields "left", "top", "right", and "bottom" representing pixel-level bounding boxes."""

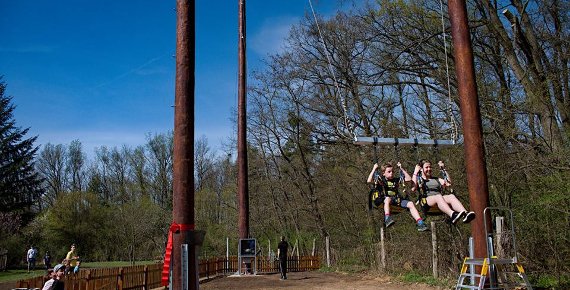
[
  {"left": 451, "top": 211, "right": 465, "bottom": 224},
  {"left": 385, "top": 216, "right": 395, "bottom": 228},
  {"left": 463, "top": 211, "right": 476, "bottom": 223},
  {"left": 417, "top": 222, "right": 429, "bottom": 232}
]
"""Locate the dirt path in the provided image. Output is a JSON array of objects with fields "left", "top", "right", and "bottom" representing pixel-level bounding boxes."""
[{"left": 199, "top": 272, "right": 444, "bottom": 290}]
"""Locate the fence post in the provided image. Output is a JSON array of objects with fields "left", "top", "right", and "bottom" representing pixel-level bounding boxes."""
[
  {"left": 117, "top": 267, "right": 124, "bottom": 290},
  {"left": 431, "top": 221, "right": 438, "bottom": 278},
  {"left": 495, "top": 216, "right": 505, "bottom": 258},
  {"left": 206, "top": 258, "right": 210, "bottom": 279},
  {"left": 325, "top": 236, "right": 331, "bottom": 267},
  {"left": 143, "top": 265, "right": 148, "bottom": 290},
  {"left": 312, "top": 238, "right": 316, "bottom": 256},
  {"left": 381, "top": 227, "right": 386, "bottom": 271},
  {"left": 226, "top": 237, "right": 229, "bottom": 274},
  {"left": 85, "top": 269, "right": 91, "bottom": 290}
]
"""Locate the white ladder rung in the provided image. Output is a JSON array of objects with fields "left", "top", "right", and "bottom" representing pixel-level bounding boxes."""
[
  {"left": 460, "top": 273, "right": 484, "bottom": 278},
  {"left": 455, "top": 285, "right": 481, "bottom": 290},
  {"left": 463, "top": 258, "right": 486, "bottom": 265}
]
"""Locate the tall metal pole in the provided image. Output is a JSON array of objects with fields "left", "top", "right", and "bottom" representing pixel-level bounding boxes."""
[
  {"left": 447, "top": 0, "right": 490, "bottom": 260},
  {"left": 237, "top": 0, "right": 250, "bottom": 239},
  {"left": 173, "top": 0, "right": 199, "bottom": 289}
]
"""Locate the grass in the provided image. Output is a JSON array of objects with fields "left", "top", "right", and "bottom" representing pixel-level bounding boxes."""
[
  {"left": 0, "top": 261, "right": 158, "bottom": 283},
  {"left": 0, "top": 269, "right": 48, "bottom": 283},
  {"left": 397, "top": 271, "right": 453, "bottom": 288}
]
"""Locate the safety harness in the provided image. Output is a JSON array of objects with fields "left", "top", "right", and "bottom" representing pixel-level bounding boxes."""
[
  {"left": 368, "top": 171, "right": 407, "bottom": 211},
  {"left": 416, "top": 170, "right": 449, "bottom": 216}
]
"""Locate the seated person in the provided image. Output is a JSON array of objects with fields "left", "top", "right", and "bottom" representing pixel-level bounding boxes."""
[
  {"left": 412, "top": 159, "right": 475, "bottom": 224},
  {"left": 367, "top": 162, "right": 428, "bottom": 231}
]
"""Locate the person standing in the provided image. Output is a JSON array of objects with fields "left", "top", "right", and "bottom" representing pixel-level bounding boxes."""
[
  {"left": 43, "top": 251, "right": 52, "bottom": 270},
  {"left": 277, "top": 236, "right": 289, "bottom": 280},
  {"left": 26, "top": 245, "right": 37, "bottom": 273}
]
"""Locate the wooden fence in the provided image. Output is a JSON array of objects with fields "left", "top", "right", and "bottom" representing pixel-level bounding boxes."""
[{"left": 16, "top": 255, "right": 320, "bottom": 289}]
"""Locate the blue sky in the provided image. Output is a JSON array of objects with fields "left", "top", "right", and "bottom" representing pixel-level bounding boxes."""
[{"left": 0, "top": 0, "right": 354, "bottom": 158}]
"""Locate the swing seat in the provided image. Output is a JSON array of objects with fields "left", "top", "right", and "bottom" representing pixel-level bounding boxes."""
[
  {"left": 386, "top": 204, "right": 407, "bottom": 214},
  {"left": 415, "top": 200, "right": 445, "bottom": 216},
  {"left": 424, "top": 206, "right": 444, "bottom": 216},
  {"left": 369, "top": 189, "right": 408, "bottom": 214},
  {"left": 373, "top": 200, "right": 407, "bottom": 214}
]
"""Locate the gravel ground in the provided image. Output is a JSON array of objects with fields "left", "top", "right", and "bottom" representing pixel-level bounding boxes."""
[{"left": 199, "top": 271, "right": 446, "bottom": 290}]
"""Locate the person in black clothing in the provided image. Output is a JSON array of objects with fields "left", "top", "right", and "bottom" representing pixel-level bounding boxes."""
[
  {"left": 44, "top": 251, "right": 52, "bottom": 270},
  {"left": 277, "top": 236, "right": 289, "bottom": 280}
]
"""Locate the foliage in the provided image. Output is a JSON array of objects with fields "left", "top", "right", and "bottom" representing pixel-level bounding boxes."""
[
  {"left": 2, "top": 0, "right": 570, "bottom": 287},
  {"left": 245, "top": 0, "right": 569, "bottom": 282},
  {"left": 398, "top": 271, "right": 452, "bottom": 288},
  {"left": 528, "top": 273, "right": 570, "bottom": 290},
  {"left": 0, "top": 80, "right": 43, "bottom": 268},
  {"left": 0, "top": 79, "right": 43, "bottom": 212}
]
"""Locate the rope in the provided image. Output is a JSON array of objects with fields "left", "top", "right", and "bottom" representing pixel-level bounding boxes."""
[
  {"left": 439, "top": 0, "right": 459, "bottom": 143},
  {"left": 308, "top": 0, "right": 355, "bottom": 139}
]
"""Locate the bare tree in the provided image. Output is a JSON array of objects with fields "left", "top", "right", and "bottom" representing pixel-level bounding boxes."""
[
  {"left": 66, "top": 140, "right": 86, "bottom": 192},
  {"left": 146, "top": 132, "right": 173, "bottom": 209},
  {"left": 36, "top": 143, "right": 67, "bottom": 205}
]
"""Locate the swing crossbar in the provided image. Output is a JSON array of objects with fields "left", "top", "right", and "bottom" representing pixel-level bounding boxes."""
[{"left": 353, "top": 136, "right": 456, "bottom": 147}]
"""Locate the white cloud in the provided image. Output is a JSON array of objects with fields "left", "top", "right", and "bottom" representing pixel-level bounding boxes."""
[{"left": 250, "top": 16, "right": 300, "bottom": 58}]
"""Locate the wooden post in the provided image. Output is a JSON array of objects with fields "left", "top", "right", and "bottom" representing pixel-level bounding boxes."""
[
  {"left": 226, "top": 237, "right": 229, "bottom": 273},
  {"left": 379, "top": 227, "right": 386, "bottom": 272},
  {"left": 495, "top": 216, "right": 504, "bottom": 258},
  {"left": 431, "top": 222, "right": 438, "bottom": 278},
  {"left": 143, "top": 265, "right": 148, "bottom": 290},
  {"left": 325, "top": 236, "right": 331, "bottom": 267},
  {"left": 312, "top": 238, "right": 316, "bottom": 256},
  {"left": 448, "top": 0, "right": 491, "bottom": 262},
  {"left": 85, "top": 269, "right": 91, "bottom": 290},
  {"left": 117, "top": 267, "right": 124, "bottom": 290},
  {"left": 206, "top": 258, "right": 210, "bottom": 279},
  {"left": 237, "top": 0, "right": 250, "bottom": 241}
]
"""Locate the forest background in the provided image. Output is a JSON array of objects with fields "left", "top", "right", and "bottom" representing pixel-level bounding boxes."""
[{"left": 1, "top": 0, "right": 568, "bottom": 288}]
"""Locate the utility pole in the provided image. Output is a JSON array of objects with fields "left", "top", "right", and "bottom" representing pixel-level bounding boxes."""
[
  {"left": 172, "top": 0, "right": 202, "bottom": 289},
  {"left": 237, "top": 0, "right": 250, "bottom": 239},
  {"left": 447, "top": 0, "right": 491, "bottom": 260}
]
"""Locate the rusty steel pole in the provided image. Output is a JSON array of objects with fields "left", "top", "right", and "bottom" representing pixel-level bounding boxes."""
[
  {"left": 173, "top": 0, "right": 200, "bottom": 289},
  {"left": 447, "top": 0, "right": 491, "bottom": 260},
  {"left": 237, "top": 0, "right": 250, "bottom": 239}
]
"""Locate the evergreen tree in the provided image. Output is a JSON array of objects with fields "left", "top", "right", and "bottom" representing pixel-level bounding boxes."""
[{"left": 0, "top": 80, "right": 43, "bottom": 212}]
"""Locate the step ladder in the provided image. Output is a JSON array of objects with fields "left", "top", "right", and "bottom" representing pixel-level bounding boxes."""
[
  {"left": 454, "top": 207, "right": 533, "bottom": 290},
  {"left": 455, "top": 257, "right": 533, "bottom": 290},
  {"left": 455, "top": 258, "right": 488, "bottom": 289}
]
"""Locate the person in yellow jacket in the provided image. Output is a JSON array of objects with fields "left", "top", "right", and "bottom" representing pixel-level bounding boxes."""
[{"left": 65, "top": 244, "right": 79, "bottom": 268}]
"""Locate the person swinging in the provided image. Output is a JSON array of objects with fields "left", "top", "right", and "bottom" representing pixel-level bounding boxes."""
[
  {"left": 413, "top": 159, "right": 475, "bottom": 224},
  {"left": 367, "top": 162, "right": 429, "bottom": 231}
]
